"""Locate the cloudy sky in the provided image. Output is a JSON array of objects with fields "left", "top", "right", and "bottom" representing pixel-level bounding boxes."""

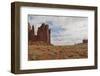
[{"left": 28, "top": 15, "right": 88, "bottom": 45}]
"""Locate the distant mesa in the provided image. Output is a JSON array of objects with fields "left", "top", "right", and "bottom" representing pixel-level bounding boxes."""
[
  {"left": 83, "top": 39, "right": 88, "bottom": 43},
  {"left": 28, "top": 23, "right": 51, "bottom": 44}
]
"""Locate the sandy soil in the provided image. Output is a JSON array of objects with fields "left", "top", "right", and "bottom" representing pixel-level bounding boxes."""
[{"left": 28, "top": 42, "right": 88, "bottom": 60}]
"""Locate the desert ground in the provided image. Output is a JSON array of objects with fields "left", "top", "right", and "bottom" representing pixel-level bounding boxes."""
[{"left": 28, "top": 41, "right": 88, "bottom": 60}]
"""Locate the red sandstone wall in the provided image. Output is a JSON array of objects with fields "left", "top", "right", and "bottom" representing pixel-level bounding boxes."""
[{"left": 28, "top": 23, "right": 51, "bottom": 44}]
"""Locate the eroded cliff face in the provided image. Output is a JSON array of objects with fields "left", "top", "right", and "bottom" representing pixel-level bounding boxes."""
[{"left": 28, "top": 23, "right": 51, "bottom": 44}]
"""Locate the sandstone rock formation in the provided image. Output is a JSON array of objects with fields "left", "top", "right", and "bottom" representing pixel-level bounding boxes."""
[{"left": 28, "top": 23, "right": 51, "bottom": 44}]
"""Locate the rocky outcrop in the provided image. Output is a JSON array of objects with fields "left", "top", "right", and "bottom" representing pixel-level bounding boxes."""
[
  {"left": 83, "top": 39, "right": 88, "bottom": 43},
  {"left": 28, "top": 23, "right": 51, "bottom": 44}
]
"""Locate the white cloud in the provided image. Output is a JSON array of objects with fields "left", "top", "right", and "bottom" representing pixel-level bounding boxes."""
[{"left": 28, "top": 15, "right": 88, "bottom": 45}]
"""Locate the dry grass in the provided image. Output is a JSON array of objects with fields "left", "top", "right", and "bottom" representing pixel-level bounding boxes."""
[{"left": 28, "top": 42, "right": 88, "bottom": 60}]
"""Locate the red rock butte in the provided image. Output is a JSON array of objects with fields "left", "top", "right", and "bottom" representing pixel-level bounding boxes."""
[{"left": 28, "top": 23, "right": 51, "bottom": 44}]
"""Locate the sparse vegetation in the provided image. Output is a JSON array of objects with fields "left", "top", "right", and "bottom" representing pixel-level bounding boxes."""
[{"left": 28, "top": 41, "right": 88, "bottom": 60}]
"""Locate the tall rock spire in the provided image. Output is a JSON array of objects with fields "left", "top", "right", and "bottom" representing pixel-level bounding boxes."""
[
  {"left": 32, "top": 25, "right": 34, "bottom": 35},
  {"left": 28, "top": 23, "right": 51, "bottom": 44}
]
